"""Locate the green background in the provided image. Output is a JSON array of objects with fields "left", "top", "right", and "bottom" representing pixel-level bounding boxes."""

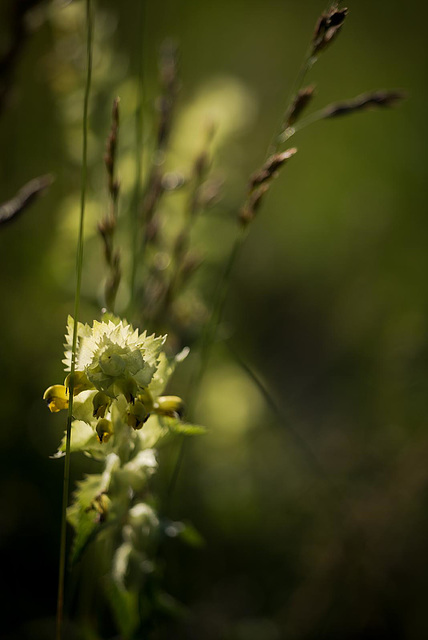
[{"left": 1, "top": 0, "right": 427, "bottom": 638}]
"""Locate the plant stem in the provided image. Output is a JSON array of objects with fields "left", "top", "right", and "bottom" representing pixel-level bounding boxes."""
[
  {"left": 268, "top": 49, "right": 315, "bottom": 156},
  {"left": 56, "top": 2, "right": 92, "bottom": 638},
  {"left": 166, "top": 227, "right": 247, "bottom": 503},
  {"left": 227, "top": 343, "right": 326, "bottom": 477},
  {"left": 129, "top": 0, "right": 145, "bottom": 317}
]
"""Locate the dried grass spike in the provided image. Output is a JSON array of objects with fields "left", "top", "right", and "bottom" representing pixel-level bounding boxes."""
[
  {"left": 312, "top": 4, "right": 348, "bottom": 56},
  {"left": 324, "top": 90, "right": 406, "bottom": 118},
  {"left": 249, "top": 148, "right": 297, "bottom": 190},
  {"left": 239, "top": 184, "right": 270, "bottom": 227},
  {"left": 285, "top": 85, "right": 316, "bottom": 129},
  {"left": 104, "top": 97, "right": 120, "bottom": 202}
]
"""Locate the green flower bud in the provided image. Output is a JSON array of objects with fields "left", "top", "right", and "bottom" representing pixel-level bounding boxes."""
[
  {"left": 136, "top": 388, "right": 154, "bottom": 412},
  {"left": 92, "top": 391, "right": 112, "bottom": 418},
  {"left": 43, "top": 385, "right": 69, "bottom": 412},
  {"left": 96, "top": 418, "right": 113, "bottom": 443},
  {"left": 86, "top": 492, "right": 111, "bottom": 523},
  {"left": 114, "top": 376, "right": 139, "bottom": 404},
  {"left": 153, "top": 395, "right": 184, "bottom": 419},
  {"left": 127, "top": 400, "right": 150, "bottom": 430},
  {"left": 64, "top": 370, "right": 94, "bottom": 396}
]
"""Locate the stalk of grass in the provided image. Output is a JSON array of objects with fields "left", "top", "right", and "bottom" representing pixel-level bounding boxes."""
[
  {"left": 166, "top": 225, "right": 248, "bottom": 503},
  {"left": 167, "top": 3, "right": 403, "bottom": 504},
  {"left": 280, "top": 89, "right": 406, "bottom": 142},
  {"left": 56, "top": 1, "right": 93, "bottom": 638},
  {"left": 129, "top": 0, "right": 146, "bottom": 316},
  {"left": 99, "top": 97, "right": 121, "bottom": 312}
]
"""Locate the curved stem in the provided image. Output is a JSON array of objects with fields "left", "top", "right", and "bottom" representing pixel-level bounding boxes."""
[{"left": 56, "top": 2, "right": 93, "bottom": 638}]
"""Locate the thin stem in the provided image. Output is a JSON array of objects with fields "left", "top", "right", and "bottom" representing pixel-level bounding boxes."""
[
  {"left": 268, "top": 49, "right": 315, "bottom": 156},
  {"left": 56, "top": 2, "right": 92, "bottom": 639},
  {"left": 279, "top": 106, "right": 330, "bottom": 143},
  {"left": 129, "top": 0, "right": 145, "bottom": 316},
  {"left": 166, "top": 228, "right": 247, "bottom": 503},
  {"left": 228, "top": 343, "right": 326, "bottom": 477},
  {"left": 188, "top": 226, "right": 247, "bottom": 416}
]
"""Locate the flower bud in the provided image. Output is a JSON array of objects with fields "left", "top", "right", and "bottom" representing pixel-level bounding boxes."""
[
  {"left": 64, "top": 371, "right": 93, "bottom": 396},
  {"left": 96, "top": 418, "right": 113, "bottom": 443},
  {"left": 154, "top": 395, "right": 184, "bottom": 419},
  {"left": 114, "top": 377, "right": 139, "bottom": 404},
  {"left": 43, "top": 385, "right": 69, "bottom": 412},
  {"left": 92, "top": 391, "right": 112, "bottom": 419},
  {"left": 127, "top": 400, "right": 150, "bottom": 430}
]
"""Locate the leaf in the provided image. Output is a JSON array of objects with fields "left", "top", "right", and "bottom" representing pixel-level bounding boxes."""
[
  {"left": 52, "top": 420, "right": 104, "bottom": 459},
  {"left": 149, "top": 346, "right": 189, "bottom": 397},
  {"left": 105, "top": 578, "right": 139, "bottom": 640},
  {"left": 160, "top": 415, "right": 207, "bottom": 436},
  {"left": 137, "top": 414, "right": 170, "bottom": 449},
  {"left": 154, "top": 589, "right": 188, "bottom": 620},
  {"left": 164, "top": 519, "right": 205, "bottom": 548},
  {"left": 67, "top": 455, "right": 119, "bottom": 564},
  {"left": 178, "top": 521, "right": 205, "bottom": 548},
  {"left": 67, "top": 474, "right": 105, "bottom": 564}
]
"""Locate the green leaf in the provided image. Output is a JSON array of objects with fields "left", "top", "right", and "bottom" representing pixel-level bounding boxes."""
[
  {"left": 52, "top": 420, "right": 105, "bottom": 459},
  {"left": 154, "top": 589, "right": 188, "bottom": 620},
  {"left": 67, "top": 456, "right": 119, "bottom": 564},
  {"left": 105, "top": 578, "right": 139, "bottom": 640},
  {"left": 178, "top": 521, "right": 205, "bottom": 548},
  {"left": 164, "top": 520, "right": 205, "bottom": 548},
  {"left": 160, "top": 416, "right": 207, "bottom": 436},
  {"left": 67, "top": 474, "right": 105, "bottom": 564}
]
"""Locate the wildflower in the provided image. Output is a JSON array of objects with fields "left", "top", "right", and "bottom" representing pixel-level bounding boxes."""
[
  {"left": 43, "top": 384, "right": 69, "bottom": 412},
  {"left": 63, "top": 316, "right": 166, "bottom": 399},
  {"left": 96, "top": 418, "right": 113, "bottom": 443}
]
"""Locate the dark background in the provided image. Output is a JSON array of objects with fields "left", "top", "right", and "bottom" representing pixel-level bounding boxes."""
[{"left": 1, "top": 0, "right": 427, "bottom": 638}]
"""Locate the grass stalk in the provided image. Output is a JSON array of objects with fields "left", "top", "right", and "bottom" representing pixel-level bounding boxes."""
[
  {"left": 129, "top": 0, "right": 145, "bottom": 316},
  {"left": 56, "top": 1, "right": 93, "bottom": 638},
  {"left": 166, "top": 227, "right": 248, "bottom": 503}
]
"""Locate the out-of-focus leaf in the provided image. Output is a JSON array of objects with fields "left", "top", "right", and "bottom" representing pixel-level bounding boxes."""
[
  {"left": 51, "top": 420, "right": 103, "bottom": 459},
  {"left": 67, "top": 455, "right": 119, "bottom": 564},
  {"left": 154, "top": 589, "right": 188, "bottom": 620},
  {"left": 106, "top": 578, "right": 139, "bottom": 640},
  {"left": 67, "top": 474, "right": 105, "bottom": 564},
  {"left": 160, "top": 415, "right": 207, "bottom": 436},
  {"left": 164, "top": 519, "right": 205, "bottom": 548}
]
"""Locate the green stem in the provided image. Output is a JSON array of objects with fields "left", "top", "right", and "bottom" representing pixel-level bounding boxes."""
[
  {"left": 268, "top": 50, "right": 315, "bottom": 156},
  {"left": 227, "top": 343, "right": 326, "bottom": 477},
  {"left": 56, "top": 2, "right": 93, "bottom": 639},
  {"left": 279, "top": 105, "right": 333, "bottom": 143},
  {"left": 129, "top": 0, "right": 145, "bottom": 317},
  {"left": 166, "top": 228, "right": 247, "bottom": 503},
  {"left": 189, "top": 226, "right": 247, "bottom": 415}
]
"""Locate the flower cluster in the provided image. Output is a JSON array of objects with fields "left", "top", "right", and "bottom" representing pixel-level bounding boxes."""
[
  {"left": 43, "top": 316, "right": 200, "bottom": 595},
  {"left": 44, "top": 316, "right": 185, "bottom": 438}
]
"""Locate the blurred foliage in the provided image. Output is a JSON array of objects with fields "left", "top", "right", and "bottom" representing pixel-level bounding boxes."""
[{"left": 1, "top": 0, "right": 427, "bottom": 638}]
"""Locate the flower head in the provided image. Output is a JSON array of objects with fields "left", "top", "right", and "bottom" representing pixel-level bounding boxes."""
[{"left": 63, "top": 316, "right": 166, "bottom": 399}]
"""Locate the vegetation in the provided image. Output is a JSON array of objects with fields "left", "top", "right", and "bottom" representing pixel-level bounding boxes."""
[{"left": 1, "top": 1, "right": 423, "bottom": 639}]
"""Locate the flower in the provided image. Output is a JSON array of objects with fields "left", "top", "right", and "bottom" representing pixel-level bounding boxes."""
[
  {"left": 63, "top": 315, "right": 167, "bottom": 399},
  {"left": 43, "top": 384, "right": 69, "bottom": 412},
  {"left": 44, "top": 316, "right": 189, "bottom": 454}
]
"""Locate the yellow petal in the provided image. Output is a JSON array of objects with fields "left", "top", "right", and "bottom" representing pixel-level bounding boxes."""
[
  {"left": 43, "top": 385, "right": 69, "bottom": 413},
  {"left": 153, "top": 395, "right": 184, "bottom": 419}
]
